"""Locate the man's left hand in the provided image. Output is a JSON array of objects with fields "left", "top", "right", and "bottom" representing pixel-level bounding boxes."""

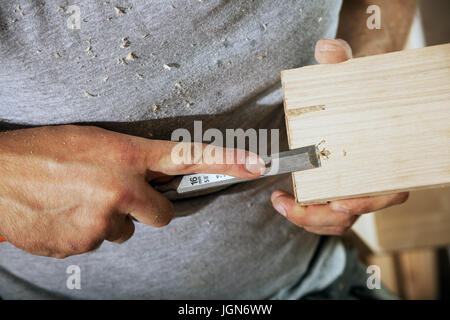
[{"left": 270, "top": 39, "right": 409, "bottom": 235}]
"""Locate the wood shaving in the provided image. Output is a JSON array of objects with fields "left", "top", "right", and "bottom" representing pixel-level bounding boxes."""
[
  {"left": 258, "top": 55, "right": 265, "bottom": 60},
  {"left": 54, "top": 52, "right": 61, "bottom": 58},
  {"left": 319, "top": 148, "right": 331, "bottom": 159},
  {"left": 153, "top": 105, "right": 159, "bottom": 112},
  {"left": 316, "top": 140, "right": 330, "bottom": 159},
  {"left": 114, "top": 6, "right": 126, "bottom": 15},
  {"left": 142, "top": 34, "right": 149, "bottom": 39},
  {"left": 317, "top": 139, "right": 326, "bottom": 147},
  {"left": 125, "top": 52, "right": 137, "bottom": 61},
  {"left": 103, "top": 77, "right": 109, "bottom": 82},
  {"left": 136, "top": 73, "right": 144, "bottom": 79},
  {"left": 120, "top": 37, "right": 130, "bottom": 48},
  {"left": 163, "top": 63, "right": 180, "bottom": 70},
  {"left": 117, "top": 58, "right": 127, "bottom": 65},
  {"left": 84, "top": 91, "right": 97, "bottom": 98}
]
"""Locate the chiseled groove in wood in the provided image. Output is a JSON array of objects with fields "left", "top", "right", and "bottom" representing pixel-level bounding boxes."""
[
  {"left": 287, "top": 104, "right": 448, "bottom": 138},
  {"left": 284, "top": 105, "right": 325, "bottom": 117},
  {"left": 286, "top": 91, "right": 450, "bottom": 118},
  {"left": 286, "top": 112, "right": 448, "bottom": 139}
]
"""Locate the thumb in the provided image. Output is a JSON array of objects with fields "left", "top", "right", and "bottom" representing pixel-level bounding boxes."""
[{"left": 315, "top": 38, "right": 353, "bottom": 64}]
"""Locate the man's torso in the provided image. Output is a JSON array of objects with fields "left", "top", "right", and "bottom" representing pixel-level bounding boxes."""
[{"left": 0, "top": 0, "right": 344, "bottom": 299}]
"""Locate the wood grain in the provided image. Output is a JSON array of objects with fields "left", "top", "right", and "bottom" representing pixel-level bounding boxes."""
[
  {"left": 366, "top": 253, "right": 400, "bottom": 296},
  {"left": 282, "top": 44, "right": 450, "bottom": 204},
  {"left": 396, "top": 248, "right": 439, "bottom": 300}
]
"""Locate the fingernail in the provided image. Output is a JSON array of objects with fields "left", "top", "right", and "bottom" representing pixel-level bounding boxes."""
[
  {"left": 330, "top": 203, "right": 351, "bottom": 214},
  {"left": 319, "top": 39, "right": 340, "bottom": 52},
  {"left": 245, "top": 154, "right": 266, "bottom": 175},
  {"left": 274, "top": 203, "right": 287, "bottom": 217},
  {"left": 320, "top": 44, "right": 339, "bottom": 52}
]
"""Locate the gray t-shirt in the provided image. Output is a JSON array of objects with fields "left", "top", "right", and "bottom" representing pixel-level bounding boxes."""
[{"left": 0, "top": 0, "right": 345, "bottom": 299}]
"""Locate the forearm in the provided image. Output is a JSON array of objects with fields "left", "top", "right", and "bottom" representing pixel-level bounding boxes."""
[{"left": 337, "top": 0, "right": 416, "bottom": 57}]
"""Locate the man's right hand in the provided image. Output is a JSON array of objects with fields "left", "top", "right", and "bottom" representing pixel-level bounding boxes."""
[{"left": 0, "top": 125, "right": 265, "bottom": 258}]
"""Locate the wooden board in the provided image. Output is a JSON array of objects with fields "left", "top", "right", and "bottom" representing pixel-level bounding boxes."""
[
  {"left": 281, "top": 44, "right": 450, "bottom": 204},
  {"left": 396, "top": 248, "right": 439, "bottom": 300},
  {"left": 366, "top": 253, "right": 401, "bottom": 296},
  {"left": 352, "top": 187, "right": 450, "bottom": 252},
  {"left": 365, "top": 249, "right": 440, "bottom": 300}
]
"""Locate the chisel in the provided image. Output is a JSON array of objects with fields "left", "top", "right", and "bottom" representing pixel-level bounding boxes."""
[
  {"left": 0, "top": 145, "right": 321, "bottom": 242},
  {"left": 154, "top": 144, "right": 321, "bottom": 200}
]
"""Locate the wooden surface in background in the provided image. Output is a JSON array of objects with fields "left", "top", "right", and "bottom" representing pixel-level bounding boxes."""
[
  {"left": 376, "top": 188, "right": 450, "bottom": 251},
  {"left": 366, "top": 253, "right": 400, "bottom": 296},
  {"left": 366, "top": 249, "right": 439, "bottom": 300},
  {"left": 282, "top": 44, "right": 450, "bottom": 204},
  {"left": 397, "top": 249, "right": 439, "bottom": 300},
  {"left": 353, "top": 187, "right": 450, "bottom": 252}
]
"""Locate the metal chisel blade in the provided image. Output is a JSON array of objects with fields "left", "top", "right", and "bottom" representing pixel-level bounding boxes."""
[
  {"left": 262, "top": 144, "right": 321, "bottom": 176},
  {"left": 171, "top": 145, "right": 321, "bottom": 198}
]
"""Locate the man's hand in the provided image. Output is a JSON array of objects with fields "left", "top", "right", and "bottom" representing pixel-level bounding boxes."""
[
  {"left": 270, "top": 39, "right": 409, "bottom": 235},
  {"left": 0, "top": 125, "right": 265, "bottom": 258}
]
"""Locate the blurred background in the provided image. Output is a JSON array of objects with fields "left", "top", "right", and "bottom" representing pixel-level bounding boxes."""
[{"left": 349, "top": 0, "right": 450, "bottom": 300}]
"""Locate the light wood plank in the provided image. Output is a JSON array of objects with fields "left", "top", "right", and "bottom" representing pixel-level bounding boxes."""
[
  {"left": 376, "top": 187, "right": 450, "bottom": 251},
  {"left": 282, "top": 44, "right": 450, "bottom": 204},
  {"left": 397, "top": 248, "right": 439, "bottom": 300},
  {"left": 352, "top": 187, "right": 450, "bottom": 252},
  {"left": 366, "top": 253, "right": 401, "bottom": 296}
]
